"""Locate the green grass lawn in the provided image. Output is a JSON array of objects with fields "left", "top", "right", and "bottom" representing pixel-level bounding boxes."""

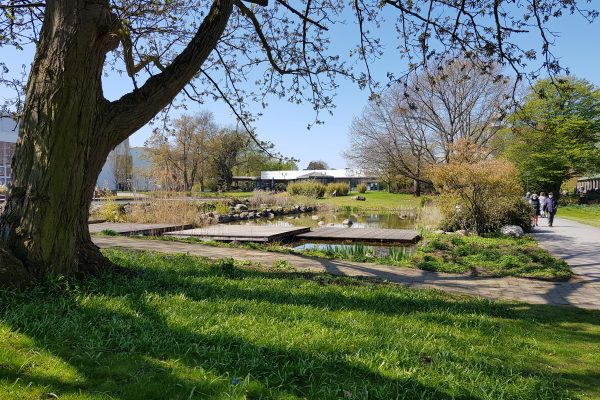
[
  {"left": 317, "top": 191, "right": 420, "bottom": 210},
  {"left": 559, "top": 205, "right": 600, "bottom": 228},
  {"left": 414, "top": 234, "right": 573, "bottom": 280},
  {"left": 1, "top": 250, "right": 598, "bottom": 399}
]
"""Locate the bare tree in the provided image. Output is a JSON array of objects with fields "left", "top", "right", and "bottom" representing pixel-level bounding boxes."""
[
  {"left": 346, "top": 59, "right": 510, "bottom": 195},
  {"left": 0, "top": 0, "right": 596, "bottom": 282},
  {"left": 145, "top": 112, "right": 219, "bottom": 191}
]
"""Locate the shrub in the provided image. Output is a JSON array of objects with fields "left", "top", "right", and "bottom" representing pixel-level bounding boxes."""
[
  {"left": 439, "top": 197, "right": 532, "bottom": 233},
  {"left": 274, "top": 182, "right": 287, "bottom": 192},
  {"left": 326, "top": 182, "right": 350, "bottom": 196},
  {"left": 96, "top": 200, "right": 126, "bottom": 222},
  {"left": 287, "top": 181, "right": 326, "bottom": 198},
  {"left": 356, "top": 183, "right": 367, "bottom": 193},
  {"left": 429, "top": 140, "right": 525, "bottom": 234}
]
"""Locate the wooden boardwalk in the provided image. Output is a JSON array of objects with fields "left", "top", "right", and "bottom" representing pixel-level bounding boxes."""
[
  {"left": 165, "top": 225, "right": 311, "bottom": 242},
  {"left": 297, "top": 227, "right": 420, "bottom": 243},
  {"left": 89, "top": 222, "right": 193, "bottom": 236}
]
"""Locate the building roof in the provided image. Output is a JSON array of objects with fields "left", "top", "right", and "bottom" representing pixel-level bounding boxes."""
[
  {"left": 578, "top": 174, "right": 600, "bottom": 181},
  {"left": 260, "top": 169, "right": 375, "bottom": 180}
]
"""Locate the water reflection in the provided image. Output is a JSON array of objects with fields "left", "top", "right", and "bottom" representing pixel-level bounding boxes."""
[{"left": 228, "top": 211, "right": 417, "bottom": 230}]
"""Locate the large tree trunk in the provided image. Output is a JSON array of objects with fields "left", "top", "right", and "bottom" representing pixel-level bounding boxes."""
[
  {"left": 0, "top": 0, "right": 233, "bottom": 283},
  {"left": 0, "top": 0, "right": 118, "bottom": 278}
]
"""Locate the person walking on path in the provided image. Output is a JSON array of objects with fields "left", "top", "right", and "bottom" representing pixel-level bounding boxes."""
[
  {"left": 539, "top": 192, "right": 547, "bottom": 218},
  {"left": 544, "top": 193, "right": 559, "bottom": 227},
  {"left": 530, "top": 193, "right": 540, "bottom": 226}
]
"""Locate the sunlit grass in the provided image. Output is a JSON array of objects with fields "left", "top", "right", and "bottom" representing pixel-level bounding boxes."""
[
  {"left": 317, "top": 191, "right": 420, "bottom": 210},
  {"left": 559, "top": 205, "right": 600, "bottom": 228},
  {"left": 1, "top": 250, "right": 598, "bottom": 399}
]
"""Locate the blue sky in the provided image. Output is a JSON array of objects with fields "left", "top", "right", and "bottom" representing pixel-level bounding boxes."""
[{"left": 1, "top": 7, "right": 599, "bottom": 169}]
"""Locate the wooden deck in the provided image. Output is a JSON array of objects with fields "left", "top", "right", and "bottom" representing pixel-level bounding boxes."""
[
  {"left": 165, "top": 225, "right": 310, "bottom": 242},
  {"left": 89, "top": 223, "right": 194, "bottom": 236},
  {"left": 296, "top": 227, "right": 420, "bottom": 243}
]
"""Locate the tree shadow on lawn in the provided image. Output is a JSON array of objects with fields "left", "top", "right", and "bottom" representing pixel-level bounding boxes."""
[
  {"left": 1, "top": 251, "right": 598, "bottom": 399},
  {"left": 0, "top": 290, "right": 459, "bottom": 399}
]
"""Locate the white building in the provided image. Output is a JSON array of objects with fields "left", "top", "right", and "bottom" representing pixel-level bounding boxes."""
[
  {"left": 0, "top": 117, "right": 19, "bottom": 187},
  {"left": 233, "top": 168, "right": 380, "bottom": 191},
  {"left": 0, "top": 116, "right": 131, "bottom": 191}
]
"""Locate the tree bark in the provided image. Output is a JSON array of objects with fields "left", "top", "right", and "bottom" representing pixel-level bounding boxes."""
[
  {"left": 0, "top": 0, "right": 233, "bottom": 281},
  {"left": 0, "top": 0, "right": 119, "bottom": 277}
]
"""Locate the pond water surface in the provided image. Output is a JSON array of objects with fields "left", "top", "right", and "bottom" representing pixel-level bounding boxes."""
[{"left": 228, "top": 210, "right": 418, "bottom": 230}]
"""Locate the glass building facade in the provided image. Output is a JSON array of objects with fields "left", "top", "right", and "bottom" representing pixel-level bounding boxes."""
[
  {"left": 0, "top": 117, "right": 18, "bottom": 187},
  {"left": 0, "top": 141, "right": 15, "bottom": 186}
]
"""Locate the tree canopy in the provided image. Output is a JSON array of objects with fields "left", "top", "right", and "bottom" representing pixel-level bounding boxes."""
[
  {"left": 501, "top": 77, "right": 600, "bottom": 194},
  {"left": 346, "top": 58, "right": 510, "bottom": 195}
]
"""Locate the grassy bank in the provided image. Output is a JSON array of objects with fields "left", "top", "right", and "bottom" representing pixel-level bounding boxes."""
[
  {"left": 1, "top": 250, "right": 598, "bottom": 399},
  {"left": 317, "top": 191, "right": 420, "bottom": 210},
  {"left": 414, "top": 234, "right": 572, "bottom": 280},
  {"left": 559, "top": 205, "right": 600, "bottom": 228},
  {"left": 124, "top": 232, "right": 572, "bottom": 281}
]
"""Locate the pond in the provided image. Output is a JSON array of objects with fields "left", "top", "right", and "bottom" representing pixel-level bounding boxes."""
[{"left": 227, "top": 210, "right": 418, "bottom": 230}]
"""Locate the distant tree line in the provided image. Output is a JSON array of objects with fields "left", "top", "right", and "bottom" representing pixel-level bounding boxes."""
[
  {"left": 144, "top": 112, "right": 297, "bottom": 192},
  {"left": 346, "top": 59, "right": 600, "bottom": 196}
]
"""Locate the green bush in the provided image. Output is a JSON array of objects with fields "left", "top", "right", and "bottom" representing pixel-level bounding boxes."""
[
  {"left": 356, "top": 183, "right": 367, "bottom": 193},
  {"left": 326, "top": 182, "right": 350, "bottom": 196},
  {"left": 96, "top": 200, "right": 126, "bottom": 222},
  {"left": 287, "top": 181, "right": 326, "bottom": 198},
  {"left": 559, "top": 194, "right": 581, "bottom": 206},
  {"left": 439, "top": 197, "right": 532, "bottom": 233}
]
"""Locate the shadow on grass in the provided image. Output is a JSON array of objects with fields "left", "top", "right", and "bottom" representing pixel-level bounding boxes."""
[{"left": 1, "top": 249, "right": 598, "bottom": 399}]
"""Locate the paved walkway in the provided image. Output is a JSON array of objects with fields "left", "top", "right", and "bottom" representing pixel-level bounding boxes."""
[
  {"left": 94, "top": 236, "right": 600, "bottom": 310},
  {"left": 532, "top": 217, "right": 600, "bottom": 283}
]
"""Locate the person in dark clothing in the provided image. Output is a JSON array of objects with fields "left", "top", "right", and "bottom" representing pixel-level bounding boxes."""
[
  {"left": 544, "top": 192, "right": 559, "bottom": 227},
  {"left": 530, "top": 193, "right": 540, "bottom": 226}
]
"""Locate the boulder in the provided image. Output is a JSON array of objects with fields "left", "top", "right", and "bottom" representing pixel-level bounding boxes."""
[
  {"left": 239, "top": 211, "right": 249, "bottom": 220},
  {"left": 234, "top": 203, "right": 248, "bottom": 212},
  {"left": 501, "top": 225, "right": 525, "bottom": 238},
  {"left": 217, "top": 214, "right": 231, "bottom": 223},
  {"left": 342, "top": 219, "right": 353, "bottom": 226},
  {"left": 455, "top": 229, "right": 468, "bottom": 236},
  {"left": 433, "top": 229, "right": 445, "bottom": 235},
  {"left": 311, "top": 215, "right": 321, "bottom": 221},
  {"left": 352, "top": 195, "right": 366, "bottom": 201},
  {"left": 318, "top": 221, "right": 325, "bottom": 226},
  {"left": 267, "top": 213, "right": 275, "bottom": 219}
]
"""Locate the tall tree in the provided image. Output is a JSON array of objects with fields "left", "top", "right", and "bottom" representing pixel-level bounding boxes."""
[
  {"left": 210, "top": 129, "right": 247, "bottom": 189},
  {"left": 502, "top": 77, "right": 600, "bottom": 195},
  {"left": 0, "top": 0, "right": 596, "bottom": 282},
  {"left": 346, "top": 59, "right": 510, "bottom": 195},
  {"left": 306, "top": 160, "right": 329, "bottom": 170}
]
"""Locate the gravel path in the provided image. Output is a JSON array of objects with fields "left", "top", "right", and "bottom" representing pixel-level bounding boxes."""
[{"left": 532, "top": 217, "right": 600, "bottom": 283}]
